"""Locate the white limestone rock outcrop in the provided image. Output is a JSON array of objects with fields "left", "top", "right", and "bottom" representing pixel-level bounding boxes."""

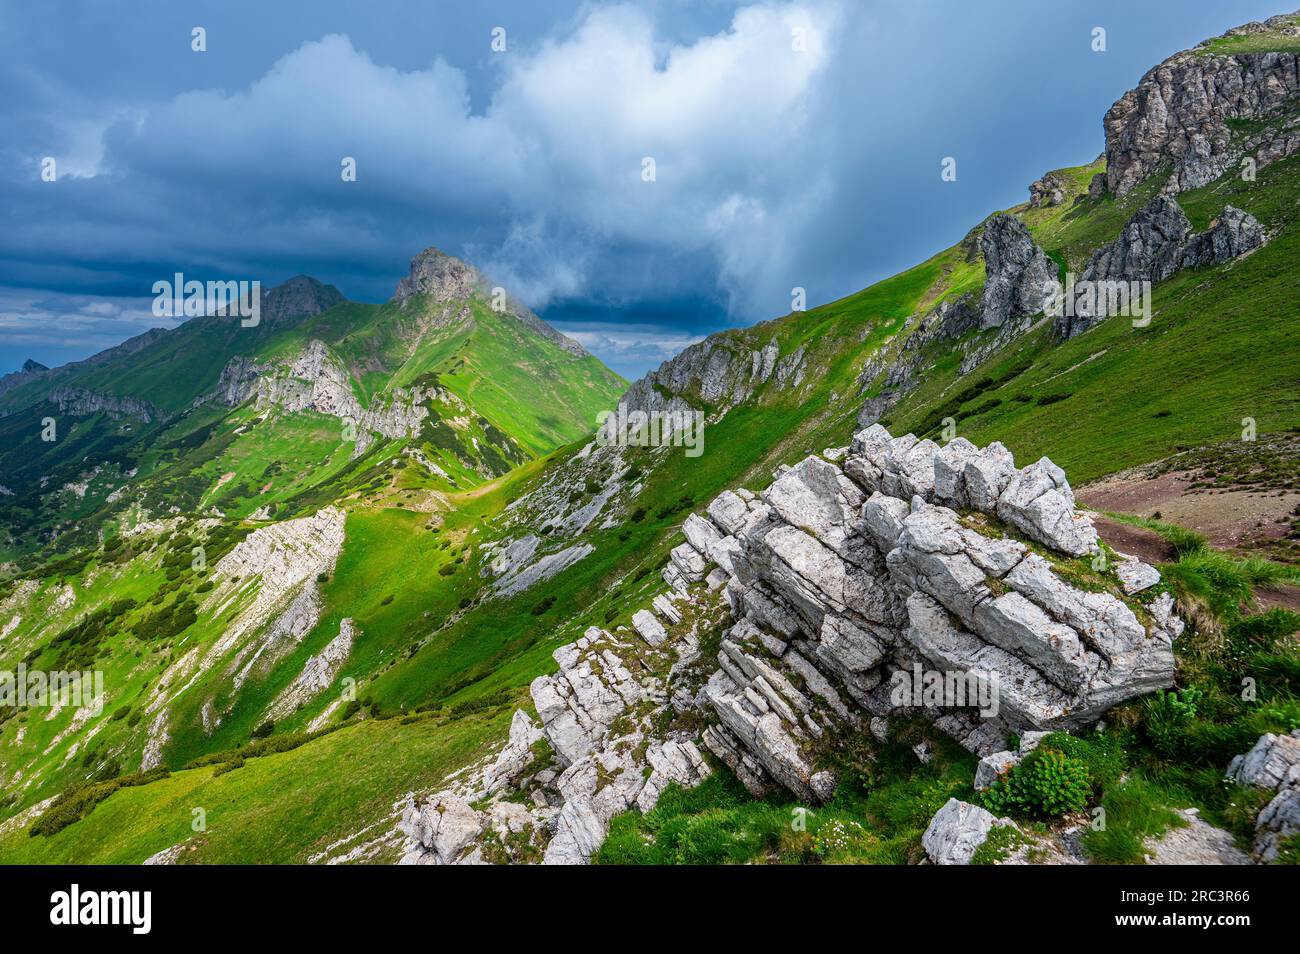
[
  {"left": 398, "top": 588, "right": 721, "bottom": 865},
  {"left": 398, "top": 425, "right": 1179, "bottom": 865},
  {"left": 1228, "top": 729, "right": 1300, "bottom": 861},
  {"left": 681, "top": 425, "right": 1174, "bottom": 802},
  {"left": 265, "top": 618, "right": 356, "bottom": 721}
]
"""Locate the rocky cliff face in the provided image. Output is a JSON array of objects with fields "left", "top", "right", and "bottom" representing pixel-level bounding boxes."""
[
  {"left": 618, "top": 333, "right": 807, "bottom": 426},
  {"left": 978, "top": 213, "right": 1055, "bottom": 331},
  {"left": 1056, "top": 196, "right": 1268, "bottom": 338},
  {"left": 1105, "top": 13, "right": 1300, "bottom": 195},
  {"left": 140, "top": 507, "right": 348, "bottom": 769},
  {"left": 857, "top": 214, "right": 1053, "bottom": 427},
  {"left": 48, "top": 386, "right": 165, "bottom": 424},
  {"left": 396, "top": 426, "right": 1178, "bottom": 864},
  {"left": 215, "top": 339, "right": 454, "bottom": 456},
  {"left": 393, "top": 248, "right": 484, "bottom": 305},
  {"left": 208, "top": 355, "right": 264, "bottom": 407}
]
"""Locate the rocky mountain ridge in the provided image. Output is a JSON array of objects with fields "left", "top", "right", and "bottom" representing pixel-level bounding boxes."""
[
  {"left": 1057, "top": 195, "right": 1268, "bottom": 338},
  {"left": 217, "top": 339, "right": 445, "bottom": 456}
]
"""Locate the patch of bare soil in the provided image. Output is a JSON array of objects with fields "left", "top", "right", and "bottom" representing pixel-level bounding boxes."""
[
  {"left": 1082, "top": 472, "right": 1299, "bottom": 553},
  {"left": 1088, "top": 489, "right": 1300, "bottom": 614},
  {"left": 1258, "top": 586, "right": 1300, "bottom": 613},
  {"left": 1079, "top": 432, "right": 1300, "bottom": 566}
]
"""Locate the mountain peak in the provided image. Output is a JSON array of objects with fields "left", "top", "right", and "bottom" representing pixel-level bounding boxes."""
[
  {"left": 392, "top": 246, "right": 590, "bottom": 357},
  {"left": 260, "top": 275, "right": 347, "bottom": 323},
  {"left": 20, "top": 358, "right": 48, "bottom": 374},
  {"left": 392, "top": 247, "right": 484, "bottom": 304}
]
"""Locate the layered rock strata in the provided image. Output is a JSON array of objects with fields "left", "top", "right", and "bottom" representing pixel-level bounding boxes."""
[{"left": 398, "top": 426, "right": 1179, "bottom": 864}]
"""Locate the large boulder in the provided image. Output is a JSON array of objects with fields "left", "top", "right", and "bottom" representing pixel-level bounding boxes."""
[
  {"left": 922, "top": 798, "right": 1011, "bottom": 865},
  {"left": 399, "top": 793, "right": 483, "bottom": 865}
]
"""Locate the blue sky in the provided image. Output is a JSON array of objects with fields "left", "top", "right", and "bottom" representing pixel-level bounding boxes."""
[{"left": 0, "top": 0, "right": 1287, "bottom": 379}]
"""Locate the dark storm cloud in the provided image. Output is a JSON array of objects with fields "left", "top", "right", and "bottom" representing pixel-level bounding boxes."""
[{"left": 0, "top": 0, "right": 1287, "bottom": 377}]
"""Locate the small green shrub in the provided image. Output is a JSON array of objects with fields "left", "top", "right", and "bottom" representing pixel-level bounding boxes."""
[
  {"left": 1037, "top": 731, "right": 1128, "bottom": 791},
  {"left": 29, "top": 768, "right": 171, "bottom": 838},
  {"left": 981, "top": 748, "right": 1091, "bottom": 818}
]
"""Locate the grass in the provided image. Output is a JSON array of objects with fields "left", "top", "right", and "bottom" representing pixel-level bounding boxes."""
[
  {"left": 1163, "top": 550, "right": 1299, "bottom": 627},
  {"left": 0, "top": 706, "right": 512, "bottom": 864},
  {"left": 1081, "top": 773, "right": 1189, "bottom": 864},
  {"left": 886, "top": 153, "right": 1300, "bottom": 483},
  {"left": 597, "top": 722, "right": 977, "bottom": 865},
  {"left": 1102, "top": 511, "right": 1300, "bottom": 633},
  {"left": 1197, "top": 19, "right": 1300, "bottom": 56},
  {"left": 1018, "top": 157, "right": 1168, "bottom": 271}
]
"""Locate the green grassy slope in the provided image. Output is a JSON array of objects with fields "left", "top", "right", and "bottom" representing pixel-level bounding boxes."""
[
  {"left": 883, "top": 153, "right": 1300, "bottom": 482},
  {"left": 0, "top": 282, "right": 625, "bottom": 566},
  {"left": 0, "top": 709, "right": 510, "bottom": 864}
]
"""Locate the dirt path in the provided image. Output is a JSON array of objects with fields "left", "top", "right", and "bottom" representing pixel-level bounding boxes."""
[{"left": 1091, "top": 516, "right": 1175, "bottom": 564}]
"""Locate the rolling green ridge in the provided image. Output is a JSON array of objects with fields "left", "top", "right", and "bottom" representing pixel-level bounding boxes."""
[{"left": 0, "top": 277, "right": 625, "bottom": 564}]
